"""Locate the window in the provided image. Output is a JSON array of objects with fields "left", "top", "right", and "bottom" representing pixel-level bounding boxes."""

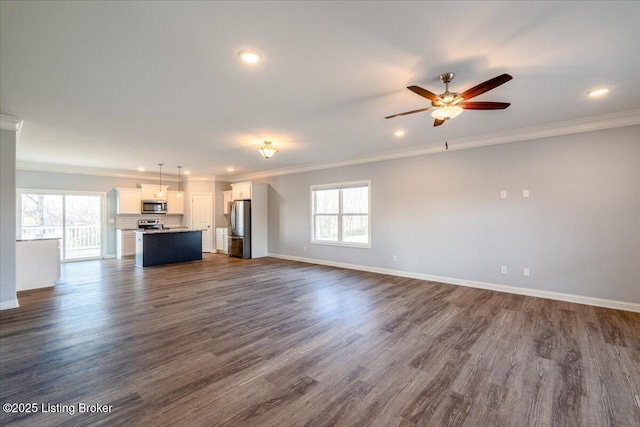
[{"left": 311, "top": 180, "right": 370, "bottom": 247}]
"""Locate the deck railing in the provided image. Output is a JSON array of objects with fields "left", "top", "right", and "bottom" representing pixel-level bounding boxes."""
[{"left": 21, "top": 225, "right": 101, "bottom": 258}]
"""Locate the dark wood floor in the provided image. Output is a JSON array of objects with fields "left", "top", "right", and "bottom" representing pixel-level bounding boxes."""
[{"left": 1, "top": 254, "right": 639, "bottom": 426}]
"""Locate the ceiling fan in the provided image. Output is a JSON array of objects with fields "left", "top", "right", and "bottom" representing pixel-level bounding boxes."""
[{"left": 385, "top": 72, "right": 513, "bottom": 127}]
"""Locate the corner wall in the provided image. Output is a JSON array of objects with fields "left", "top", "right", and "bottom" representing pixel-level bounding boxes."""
[
  {"left": 0, "top": 129, "right": 18, "bottom": 309},
  {"left": 264, "top": 125, "right": 640, "bottom": 307}
]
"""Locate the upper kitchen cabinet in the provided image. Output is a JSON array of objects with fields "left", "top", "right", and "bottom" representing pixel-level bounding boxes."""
[
  {"left": 223, "top": 190, "right": 232, "bottom": 215},
  {"left": 115, "top": 188, "right": 141, "bottom": 214},
  {"left": 166, "top": 190, "right": 184, "bottom": 215},
  {"left": 231, "top": 182, "right": 252, "bottom": 201},
  {"left": 138, "top": 184, "right": 168, "bottom": 201}
]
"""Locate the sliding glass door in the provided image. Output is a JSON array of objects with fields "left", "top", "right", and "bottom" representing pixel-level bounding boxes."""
[{"left": 19, "top": 191, "right": 104, "bottom": 261}]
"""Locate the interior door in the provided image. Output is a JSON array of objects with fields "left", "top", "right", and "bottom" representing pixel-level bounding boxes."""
[{"left": 191, "top": 193, "right": 212, "bottom": 252}]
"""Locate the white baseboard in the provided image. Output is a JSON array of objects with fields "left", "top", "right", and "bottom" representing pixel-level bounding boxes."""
[
  {"left": 268, "top": 253, "right": 640, "bottom": 313},
  {"left": 0, "top": 299, "right": 20, "bottom": 310},
  {"left": 104, "top": 254, "right": 116, "bottom": 259}
]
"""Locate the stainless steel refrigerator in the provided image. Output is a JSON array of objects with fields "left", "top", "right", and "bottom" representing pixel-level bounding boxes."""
[{"left": 228, "top": 200, "right": 251, "bottom": 258}]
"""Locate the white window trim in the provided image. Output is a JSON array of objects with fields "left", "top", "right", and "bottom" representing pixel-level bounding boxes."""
[{"left": 310, "top": 179, "right": 371, "bottom": 249}]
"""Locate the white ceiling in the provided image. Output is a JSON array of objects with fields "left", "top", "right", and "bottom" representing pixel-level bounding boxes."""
[{"left": 1, "top": 1, "right": 639, "bottom": 180}]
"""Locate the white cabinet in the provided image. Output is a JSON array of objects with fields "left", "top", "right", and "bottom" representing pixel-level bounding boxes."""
[
  {"left": 167, "top": 190, "right": 184, "bottom": 215},
  {"left": 16, "top": 239, "right": 60, "bottom": 291},
  {"left": 138, "top": 184, "right": 168, "bottom": 201},
  {"left": 249, "top": 182, "right": 268, "bottom": 258},
  {"left": 116, "top": 188, "right": 141, "bottom": 214},
  {"left": 116, "top": 230, "right": 136, "bottom": 259},
  {"left": 223, "top": 190, "right": 232, "bottom": 215},
  {"left": 231, "top": 182, "right": 252, "bottom": 201},
  {"left": 230, "top": 181, "right": 268, "bottom": 258},
  {"left": 215, "top": 227, "right": 228, "bottom": 254}
]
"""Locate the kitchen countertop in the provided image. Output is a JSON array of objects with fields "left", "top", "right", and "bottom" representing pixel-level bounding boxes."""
[
  {"left": 16, "top": 238, "right": 61, "bottom": 242},
  {"left": 135, "top": 228, "right": 195, "bottom": 234}
]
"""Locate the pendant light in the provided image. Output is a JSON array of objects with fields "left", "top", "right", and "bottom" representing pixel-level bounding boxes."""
[
  {"left": 155, "top": 163, "right": 164, "bottom": 199},
  {"left": 177, "top": 166, "right": 183, "bottom": 198},
  {"left": 258, "top": 141, "right": 278, "bottom": 159}
]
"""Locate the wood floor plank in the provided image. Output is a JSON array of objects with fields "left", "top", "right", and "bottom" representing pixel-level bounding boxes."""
[{"left": 1, "top": 254, "right": 638, "bottom": 426}]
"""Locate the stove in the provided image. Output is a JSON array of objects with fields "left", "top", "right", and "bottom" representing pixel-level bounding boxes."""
[{"left": 138, "top": 218, "right": 163, "bottom": 230}]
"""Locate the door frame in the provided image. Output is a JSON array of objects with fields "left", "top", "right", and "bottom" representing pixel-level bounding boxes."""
[
  {"left": 16, "top": 188, "right": 107, "bottom": 261},
  {"left": 190, "top": 192, "right": 213, "bottom": 253}
]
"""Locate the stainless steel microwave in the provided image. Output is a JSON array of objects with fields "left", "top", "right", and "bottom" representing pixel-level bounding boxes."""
[{"left": 141, "top": 200, "right": 167, "bottom": 214}]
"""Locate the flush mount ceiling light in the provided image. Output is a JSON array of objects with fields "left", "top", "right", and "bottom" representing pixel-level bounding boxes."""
[
  {"left": 586, "top": 87, "right": 610, "bottom": 97},
  {"left": 238, "top": 49, "right": 262, "bottom": 64},
  {"left": 258, "top": 141, "right": 278, "bottom": 159}
]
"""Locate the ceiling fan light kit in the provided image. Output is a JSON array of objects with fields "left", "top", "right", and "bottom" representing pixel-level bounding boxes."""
[{"left": 431, "top": 105, "right": 463, "bottom": 120}]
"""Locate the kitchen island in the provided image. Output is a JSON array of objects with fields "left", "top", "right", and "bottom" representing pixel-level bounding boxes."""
[{"left": 135, "top": 229, "right": 202, "bottom": 267}]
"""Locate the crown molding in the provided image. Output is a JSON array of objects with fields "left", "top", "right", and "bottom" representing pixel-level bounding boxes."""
[
  {"left": 14, "top": 161, "right": 213, "bottom": 182},
  {"left": 11, "top": 109, "right": 639, "bottom": 182},
  {"left": 0, "top": 114, "right": 24, "bottom": 141},
  {"left": 231, "top": 109, "right": 640, "bottom": 181},
  {"left": 184, "top": 175, "right": 217, "bottom": 182}
]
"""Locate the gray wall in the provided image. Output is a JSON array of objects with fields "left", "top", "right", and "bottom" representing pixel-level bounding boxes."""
[
  {"left": 1, "top": 129, "right": 17, "bottom": 308},
  {"left": 265, "top": 125, "right": 640, "bottom": 304},
  {"left": 215, "top": 181, "right": 231, "bottom": 229}
]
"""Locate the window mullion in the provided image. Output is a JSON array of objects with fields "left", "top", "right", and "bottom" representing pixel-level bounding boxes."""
[
  {"left": 62, "top": 195, "right": 67, "bottom": 261},
  {"left": 338, "top": 188, "right": 343, "bottom": 242}
]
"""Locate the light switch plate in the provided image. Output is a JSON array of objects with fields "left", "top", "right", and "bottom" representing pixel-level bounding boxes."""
[
  {"left": 501, "top": 266, "right": 508, "bottom": 274},
  {"left": 523, "top": 189, "right": 530, "bottom": 198},
  {"left": 523, "top": 268, "right": 530, "bottom": 277},
  {"left": 500, "top": 191, "right": 507, "bottom": 199}
]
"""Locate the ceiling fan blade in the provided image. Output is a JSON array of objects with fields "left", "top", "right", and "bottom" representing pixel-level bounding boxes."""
[
  {"left": 408, "top": 86, "right": 441, "bottom": 102},
  {"left": 385, "top": 107, "right": 432, "bottom": 119},
  {"left": 456, "top": 74, "right": 513, "bottom": 101},
  {"left": 461, "top": 101, "right": 511, "bottom": 110},
  {"left": 434, "top": 119, "right": 445, "bottom": 127}
]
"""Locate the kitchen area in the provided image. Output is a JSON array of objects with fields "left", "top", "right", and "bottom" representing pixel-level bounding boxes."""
[{"left": 114, "top": 180, "right": 268, "bottom": 267}]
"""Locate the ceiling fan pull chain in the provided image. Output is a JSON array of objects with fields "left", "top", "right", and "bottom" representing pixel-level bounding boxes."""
[{"left": 445, "top": 121, "right": 449, "bottom": 150}]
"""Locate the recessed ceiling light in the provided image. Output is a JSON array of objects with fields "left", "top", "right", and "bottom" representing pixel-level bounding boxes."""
[
  {"left": 238, "top": 49, "right": 262, "bottom": 64},
  {"left": 137, "top": 167, "right": 145, "bottom": 172},
  {"left": 586, "top": 87, "right": 610, "bottom": 97},
  {"left": 184, "top": 170, "right": 191, "bottom": 175},
  {"left": 227, "top": 167, "right": 235, "bottom": 172},
  {"left": 394, "top": 130, "right": 406, "bottom": 137}
]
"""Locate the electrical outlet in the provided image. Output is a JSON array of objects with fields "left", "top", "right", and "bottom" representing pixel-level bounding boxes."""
[
  {"left": 523, "top": 268, "right": 530, "bottom": 277},
  {"left": 392, "top": 255, "right": 397, "bottom": 262},
  {"left": 501, "top": 266, "right": 508, "bottom": 274},
  {"left": 500, "top": 191, "right": 507, "bottom": 199},
  {"left": 303, "top": 245, "right": 307, "bottom": 251}
]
